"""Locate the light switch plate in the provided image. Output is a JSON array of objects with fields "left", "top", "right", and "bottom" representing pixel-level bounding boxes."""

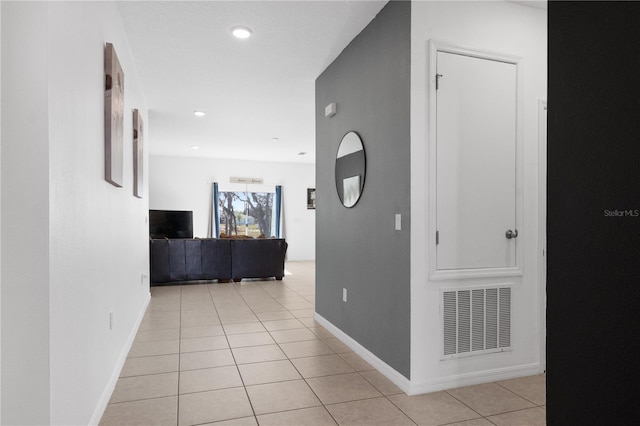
[{"left": 395, "top": 214, "right": 402, "bottom": 231}]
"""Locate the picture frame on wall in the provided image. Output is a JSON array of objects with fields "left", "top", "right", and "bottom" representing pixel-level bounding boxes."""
[
  {"left": 104, "top": 42, "right": 125, "bottom": 187},
  {"left": 133, "top": 109, "right": 144, "bottom": 198},
  {"left": 307, "top": 188, "right": 316, "bottom": 209}
]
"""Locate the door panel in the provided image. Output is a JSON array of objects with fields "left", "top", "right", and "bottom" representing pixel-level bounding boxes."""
[{"left": 436, "top": 51, "right": 517, "bottom": 270}]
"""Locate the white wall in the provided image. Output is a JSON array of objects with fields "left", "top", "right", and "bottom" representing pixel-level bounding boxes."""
[
  {"left": 2, "top": 2, "right": 150, "bottom": 424},
  {"left": 150, "top": 155, "right": 315, "bottom": 261},
  {"left": 1, "top": 2, "right": 51, "bottom": 423},
  {"left": 410, "top": 1, "right": 547, "bottom": 393}
]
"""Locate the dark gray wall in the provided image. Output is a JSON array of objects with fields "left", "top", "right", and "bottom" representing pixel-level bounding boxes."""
[
  {"left": 548, "top": 1, "right": 640, "bottom": 423},
  {"left": 315, "top": 0, "right": 411, "bottom": 379}
]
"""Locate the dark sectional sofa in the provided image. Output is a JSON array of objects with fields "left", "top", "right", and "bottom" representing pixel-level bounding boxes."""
[{"left": 150, "top": 238, "right": 287, "bottom": 285}]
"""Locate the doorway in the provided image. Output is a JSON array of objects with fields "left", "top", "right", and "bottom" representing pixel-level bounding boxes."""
[{"left": 538, "top": 100, "right": 547, "bottom": 373}]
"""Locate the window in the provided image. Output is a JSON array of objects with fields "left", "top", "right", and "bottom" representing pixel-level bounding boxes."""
[{"left": 218, "top": 190, "right": 275, "bottom": 237}]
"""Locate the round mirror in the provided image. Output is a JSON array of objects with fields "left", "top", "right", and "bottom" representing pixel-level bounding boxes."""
[{"left": 335, "top": 131, "right": 366, "bottom": 208}]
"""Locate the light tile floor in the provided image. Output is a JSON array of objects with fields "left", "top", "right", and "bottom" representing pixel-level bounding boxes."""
[{"left": 100, "top": 261, "right": 546, "bottom": 426}]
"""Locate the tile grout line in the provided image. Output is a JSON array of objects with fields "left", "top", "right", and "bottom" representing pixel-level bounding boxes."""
[
  {"left": 259, "top": 278, "right": 341, "bottom": 425},
  {"left": 494, "top": 380, "right": 545, "bottom": 407},
  {"left": 208, "top": 282, "right": 259, "bottom": 423},
  {"left": 176, "top": 286, "right": 183, "bottom": 426},
  {"left": 442, "top": 388, "right": 486, "bottom": 422},
  {"left": 231, "top": 275, "right": 343, "bottom": 424}
]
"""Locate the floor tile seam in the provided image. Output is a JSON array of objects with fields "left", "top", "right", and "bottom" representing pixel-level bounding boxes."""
[
  {"left": 230, "top": 358, "right": 293, "bottom": 368},
  {"left": 119, "top": 369, "right": 180, "bottom": 379},
  {"left": 215, "top": 292, "right": 259, "bottom": 421},
  {"left": 438, "top": 414, "right": 491, "bottom": 426},
  {"left": 265, "top": 328, "right": 320, "bottom": 344},
  {"left": 327, "top": 394, "right": 420, "bottom": 426},
  {"left": 283, "top": 350, "right": 344, "bottom": 362},
  {"left": 179, "top": 310, "right": 219, "bottom": 316},
  {"left": 236, "top": 282, "right": 300, "bottom": 328},
  {"left": 127, "top": 351, "right": 180, "bottom": 359},
  {"left": 253, "top": 403, "right": 339, "bottom": 421},
  {"left": 493, "top": 380, "right": 545, "bottom": 407},
  {"left": 243, "top": 375, "right": 317, "bottom": 390},
  {"left": 177, "top": 285, "right": 183, "bottom": 426},
  {"left": 125, "top": 352, "right": 181, "bottom": 361},
  {"left": 264, "top": 325, "right": 307, "bottom": 332},
  {"left": 240, "top": 374, "right": 304, "bottom": 388},
  {"left": 483, "top": 404, "right": 545, "bottom": 418},
  {"left": 134, "top": 336, "right": 181, "bottom": 344},
  {"left": 316, "top": 393, "right": 393, "bottom": 409},
  {"left": 353, "top": 369, "right": 397, "bottom": 397},
  {"left": 189, "top": 415, "right": 257, "bottom": 426},
  {"left": 280, "top": 354, "right": 329, "bottom": 411},
  {"left": 442, "top": 389, "right": 485, "bottom": 419},
  {"left": 178, "top": 384, "right": 246, "bottom": 397},
  {"left": 274, "top": 339, "right": 337, "bottom": 360},
  {"left": 180, "top": 345, "right": 232, "bottom": 355},
  {"left": 110, "top": 391, "right": 180, "bottom": 405},
  {"left": 382, "top": 394, "right": 464, "bottom": 426},
  {"left": 229, "top": 342, "right": 280, "bottom": 350},
  {"left": 104, "top": 394, "right": 178, "bottom": 407}
]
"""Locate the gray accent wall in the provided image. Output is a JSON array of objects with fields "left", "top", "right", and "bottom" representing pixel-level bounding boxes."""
[{"left": 315, "top": 0, "right": 411, "bottom": 379}]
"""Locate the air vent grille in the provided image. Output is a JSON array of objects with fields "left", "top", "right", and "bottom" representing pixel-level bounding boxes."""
[{"left": 443, "top": 287, "right": 511, "bottom": 358}]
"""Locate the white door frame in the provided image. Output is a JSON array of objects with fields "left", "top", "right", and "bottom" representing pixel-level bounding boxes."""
[
  {"left": 538, "top": 99, "right": 547, "bottom": 373},
  {"left": 427, "top": 40, "right": 524, "bottom": 281}
]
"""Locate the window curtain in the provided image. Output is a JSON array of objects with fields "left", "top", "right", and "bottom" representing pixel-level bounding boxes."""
[
  {"left": 275, "top": 185, "right": 283, "bottom": 238},
  {"left": 208, "top": 182, "right": 220, "bottom": 238}
]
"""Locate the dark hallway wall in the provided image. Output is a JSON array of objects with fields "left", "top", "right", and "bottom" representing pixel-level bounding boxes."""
[{"left": 547, "top": 2, "right": 640, "bottom": 423}]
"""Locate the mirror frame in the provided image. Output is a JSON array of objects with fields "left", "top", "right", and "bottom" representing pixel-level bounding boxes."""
[{"left": 335, "top": 131, "right": 366, "bottom": 208}]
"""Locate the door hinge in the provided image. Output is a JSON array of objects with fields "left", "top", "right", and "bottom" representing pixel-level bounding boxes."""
[
  {"left": 435, "top": 74, "right": 443, "bottom": 90},
  {"left": 436, "top": 230, "right": 440, "bottom": 245}
]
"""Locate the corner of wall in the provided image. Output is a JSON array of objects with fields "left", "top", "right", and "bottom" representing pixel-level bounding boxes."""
[{"left": 315, "top": 0, "right": 412, "bottom": 379}]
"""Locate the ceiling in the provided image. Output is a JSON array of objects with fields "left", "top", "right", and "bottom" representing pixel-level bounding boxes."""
[{"left": 118, "top": 0, "right": 388, "bottom": 165}]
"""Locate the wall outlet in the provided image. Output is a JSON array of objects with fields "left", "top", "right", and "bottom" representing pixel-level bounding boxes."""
[
  {"left": 141, "top": 273, "right": 147, "bottom": 285},
  {"left": 343, "top": 288, "right": 347, "bottom": 303},
  {"left": 109, "top": 311, "right": 114, "bottom": 330}
]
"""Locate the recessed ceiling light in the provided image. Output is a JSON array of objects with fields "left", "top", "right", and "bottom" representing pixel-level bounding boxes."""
[
  {"left": 232, "top": 26, "right": 252, "bottom": 39},
  {"left": 191, "top": 145, "right": 200, "bottom": 150},
  {"left": 193, "top": 111, "right": 206, "bottom": 117},
  {"left": 298, "top": 152, "right": 307, "bottom": 156},
  {"left": 272, "top": 137, "right": 280, "bottom": 141}
]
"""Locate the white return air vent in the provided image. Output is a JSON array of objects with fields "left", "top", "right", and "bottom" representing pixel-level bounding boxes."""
[{"left": 442, "top": 286, "right": 511, "bottom": 359}]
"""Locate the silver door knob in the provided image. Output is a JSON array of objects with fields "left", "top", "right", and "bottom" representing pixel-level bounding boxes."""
[{"left": 506, "top": 229, "right": 518, "bottom": 239}]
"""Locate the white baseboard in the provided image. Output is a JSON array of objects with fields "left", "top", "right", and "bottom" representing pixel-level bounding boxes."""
[
  {"left": 313, "top": 313, "right": 412, "bottom": 394},
  {"left": 89, "top": 292, "right": 151, "bottom": 425},
  {"left": 406, "top": 362, "right": 541, "bottom": 395},
  {"left": 314, "top": 313, "right": 541, "bottom": 396}
]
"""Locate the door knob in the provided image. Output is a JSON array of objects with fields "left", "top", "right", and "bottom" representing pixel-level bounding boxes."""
[{"left": 506, "top": 229, "right": 518, "bottom": 239}]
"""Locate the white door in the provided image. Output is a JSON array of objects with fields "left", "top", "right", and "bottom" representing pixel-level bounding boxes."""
[{"left": 436, "top": 51, "right": 518, "bottom": 271}]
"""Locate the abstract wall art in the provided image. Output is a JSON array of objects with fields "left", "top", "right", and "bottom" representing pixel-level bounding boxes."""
[
  {"left": 133, "top": 109, "right": 144, "bottom": 198},
  {"left": 104, "top": 42, "right": 124, "bottom": 187}
]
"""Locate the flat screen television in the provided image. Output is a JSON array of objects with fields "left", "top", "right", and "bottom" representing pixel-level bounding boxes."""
[{"left": 149, "top": 210, "right": 193, "bottom": 239}]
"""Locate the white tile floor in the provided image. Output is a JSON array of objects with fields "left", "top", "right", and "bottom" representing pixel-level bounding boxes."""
[{"left": 100, "top": 261, "right": 546, "bottom": 425}]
